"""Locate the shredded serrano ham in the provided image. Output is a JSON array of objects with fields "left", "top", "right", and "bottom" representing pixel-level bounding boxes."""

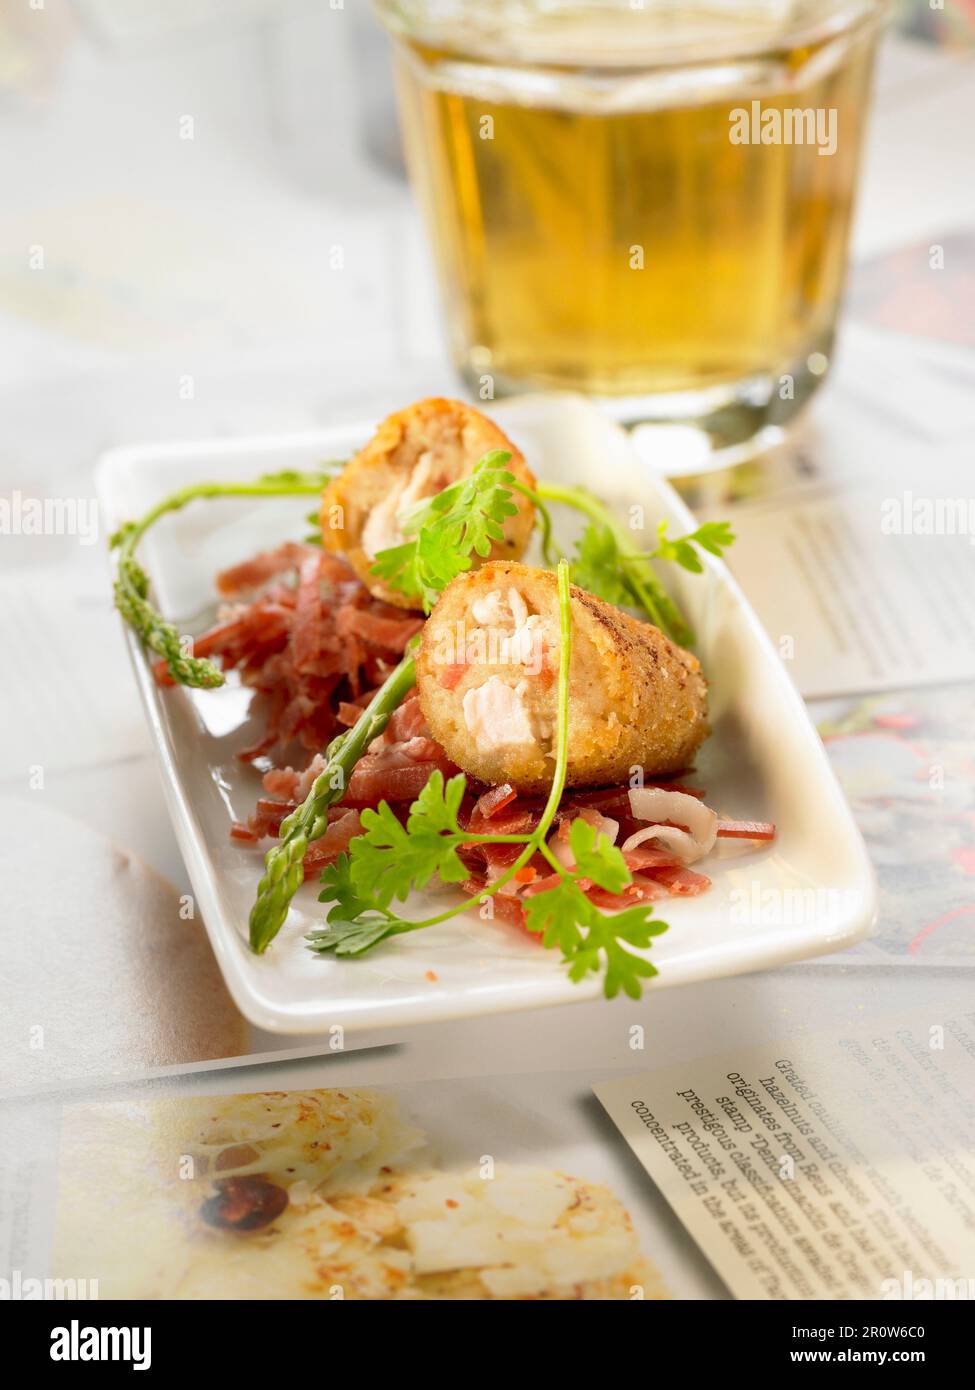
[
  {"left": 715, "top": 819, "right": 776, "bottom": 840},
  {"left": 155, "top": 543, "right": 423, "bottom": 761},
  {"left": 186, "top": 543, "right": 775, "bottom": 918}
]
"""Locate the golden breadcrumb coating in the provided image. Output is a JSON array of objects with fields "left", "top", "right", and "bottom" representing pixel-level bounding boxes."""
[
  {"left": 320, "top": 397, "right": 536, "bottom": 609},
  {"left": 416, "top": 561, "right": 708, "bottom": 792}
]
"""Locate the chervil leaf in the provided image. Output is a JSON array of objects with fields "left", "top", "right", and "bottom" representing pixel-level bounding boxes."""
[
  {"left": 313, "top": 776, "right": 474, "bottom": 953},
  {"left": 414, "top": 524, "right": 475, "bottom": 602},
  {"left": 654, "top": 519, "right": 735, "bottom": 573},
  {"left": 370, "top": 539, "right": 427, "bottom": 604},
  {"left": 689, "top": 519, "right": 735, "bottom": 557},
  {"left": 522, "top": 880, "right": 587, "bottom": 955},
  {"left": 370, "top": 450, "right": 519, "bottom": 612},
  {"left": 602, "top": 945, "right": 659, "bottom": 1000},
  {"left": 523, "top": 879, "right": 668, "bottom": 1000},
  {"left": 567, "top": 818, "right": 631, "bottom": 894},
  {"left": 306, "top": 916, "right": 398, "bottom": 957},
  {"left": 350, "top": 807, "right": 444, "bottom": 904},
  {"left": 407, "top": 770, "right": 467, "bottom": 837},
  {"left": 569, "top": 522, "right": 631, "bottom": 608},
  {"left": 343, "top": 771, "right": 471, "bottom": 908},
  {"left": 317, "top": 853, "right": 376, "bottom": 920}
]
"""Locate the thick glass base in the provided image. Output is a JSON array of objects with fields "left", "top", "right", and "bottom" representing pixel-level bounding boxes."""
[{"left": 460, "top": 333, "right": 834, "bottom": 473}]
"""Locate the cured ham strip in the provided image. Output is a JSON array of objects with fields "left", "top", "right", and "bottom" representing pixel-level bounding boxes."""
[
  {"left": 471, "top": 782, "right": 519, "bottom": 822},
  {"left": 216, "top": 542, "right": 314, "bottom": 597},
  {"left": 292, "top": 552, "right": 325, "bottom": 674},
  {"left": 715, "top": 819, "right": 776, "bottom": 840},
  {"left": 336, "top": 700, "right": 367, "bottom": 727},
  {"left": 459, "top": 878, "right": 528, "bottom": 928},
  {"left": 466, "top": 801, "right": 546, "bottom": 836},
  {"left": 622, "top": 845, "right": 684, "bottom": 872},
  {"left": 377, "top": 695, "right": 428, "bottom": 744},
  {"left": 585, "top": 877, "right": 670, "bottom": 908},
  {"left": 302, "top": 810, "right": 363, "bottom": 872},
  {"left": 161, "top": 548, "right": 422, "bottom": 774},
  {"left": 335, "top": 605, "right": 423, "bottom": 651},
  {"left": 345, "top": 755, "right": 458, "bottom": 807},
  {"left": 247, "top": 796, "right": 297, "bottom": 837},
  {"left": 649, "top": 865, "right": 711, "bottom": 895}
]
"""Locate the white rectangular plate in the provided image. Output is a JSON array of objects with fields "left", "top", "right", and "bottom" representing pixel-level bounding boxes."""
[{"left": 96, "top": 396, "right": 876, "bottom": 1034}]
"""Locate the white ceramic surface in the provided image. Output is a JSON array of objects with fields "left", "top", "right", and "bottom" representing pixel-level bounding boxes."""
[{"left": 95, "top": 396, "right": 877, "bottom": 1034}]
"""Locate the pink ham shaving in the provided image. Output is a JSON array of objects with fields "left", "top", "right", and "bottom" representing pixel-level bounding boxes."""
[
  {"left": 649, "top": 865, "right": 711, "bottom": 896},
  {"left": 292, "top": 551, "right": 326, "bottom": 674},
  {"left": 159, "top": 543, "right": 421, "bottom": 762},
  {"left": 216, "top": 542, "right": 320, "bottom": 597},
  {"left": 715, "top": 819, "right": 776, "bottom": 840},
  {"left": 302, "top": 809, "right": 363, "bottom": 873},
  {"left": 470, "top": 782, "right": 519, "bottom": 822},
  {"left": 171, "top": 546, "right": 446, "bottom": 860}
]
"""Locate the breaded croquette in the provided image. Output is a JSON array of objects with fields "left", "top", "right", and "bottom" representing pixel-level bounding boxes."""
[
  {"left": 416, "top": 561, "right": 709, "bottom": 793},
  {"left": 320, "top": 398, "right": 536, "bottom": 609}
]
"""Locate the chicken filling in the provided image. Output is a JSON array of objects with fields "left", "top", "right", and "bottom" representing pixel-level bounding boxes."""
[
  {"left": 360, "top": 453, "right": 448, "bottom": 560},
  {"left": 463, "top": 677, "right": 537, "bottom": 754},
  {"left": 460, "top": 588, "right": 554, "bottom": 754}
]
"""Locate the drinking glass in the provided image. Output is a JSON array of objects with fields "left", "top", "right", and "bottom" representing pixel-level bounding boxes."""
[{"left": 375, "top": 0, "right": 887, "bottom": 461}]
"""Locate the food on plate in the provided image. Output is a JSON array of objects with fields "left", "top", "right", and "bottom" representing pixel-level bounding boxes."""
[
  {"left": 109, "top": 395, "right": 774, "bottom": 996},
  {"left": 55, "top": 1088, "right": 665, "bottom": 1301},
  {"left": 158, "top": 540, "right": 426, "bottom": 763},
  {"left": 320, "top": 397, "right": 536, "bottom": 608},
  {"left": 416, "top": 560, "right": 708, "bottom": 793}
]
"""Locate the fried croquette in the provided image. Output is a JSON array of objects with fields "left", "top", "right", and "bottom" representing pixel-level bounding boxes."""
[
  {"left": 415, "top": 561, "right": 709, "bottom": 793},
  {"left": 320, "top": 397, "right": 536, "bottom": 609}
]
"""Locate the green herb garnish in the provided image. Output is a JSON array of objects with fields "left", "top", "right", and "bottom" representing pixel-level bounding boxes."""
[
  {"left": 372, "top": 459, "right": 734, "bottom": 646},
  {"left": 308, "top": 560, "right": 669, "bottom": 998},
  {"left": 111, "top": 468, "right": 341, "bottom": 687},
  {"left": 536, "top": 484, "right": 734, "bottom": 647},
  {"left": 371, "top": 449, "right": 520, "bottom": 611}
]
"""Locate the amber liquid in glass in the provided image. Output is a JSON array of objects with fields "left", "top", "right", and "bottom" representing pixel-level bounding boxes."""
[{"left": 392, "top": 8, "right": 880, "bottom": 441}]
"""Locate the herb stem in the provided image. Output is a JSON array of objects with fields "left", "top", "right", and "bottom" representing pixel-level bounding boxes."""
[
  {"left": 507, "top": 478, "right": 557, "bottom": 567},
  {"left": 533, "top": 481, "right": 692, "bottom": 645},
  {"left": 112, "top": 470, "right": 340, "bottom": 687}
]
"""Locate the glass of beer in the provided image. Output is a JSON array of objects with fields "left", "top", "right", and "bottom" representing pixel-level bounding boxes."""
[{"left": 375, "top": 0, "right": 887, "bottom": 460}]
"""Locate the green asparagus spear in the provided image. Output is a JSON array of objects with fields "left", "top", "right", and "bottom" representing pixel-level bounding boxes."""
[
  {"left": 248, "top": 648, "right": 419, "bottom": 953},
  {"left": 110, "top": 469, "right": 340, "bottom": 688}
]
